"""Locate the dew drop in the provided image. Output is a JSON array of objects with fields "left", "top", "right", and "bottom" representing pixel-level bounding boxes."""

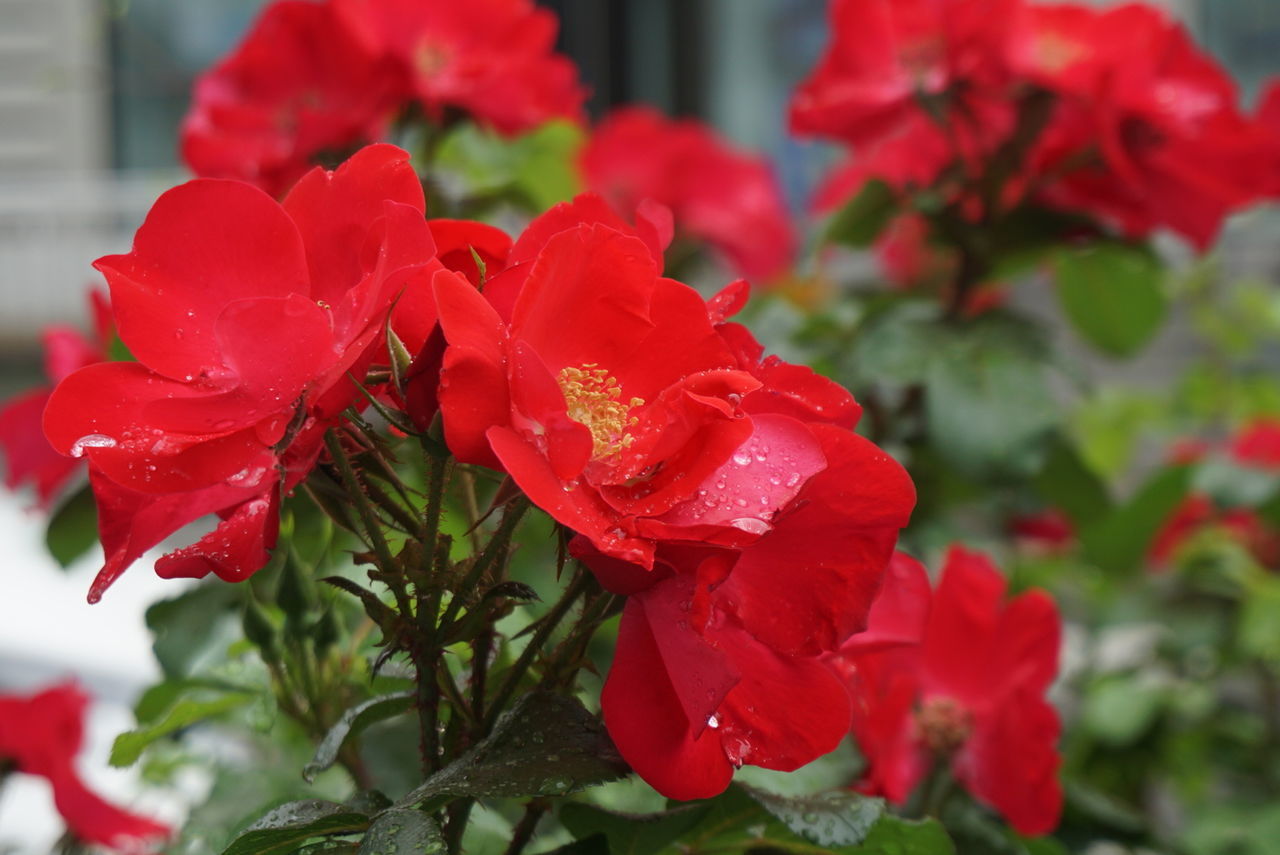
[{"left": 69, "top": 434, "right": 117, "bottom": 458}]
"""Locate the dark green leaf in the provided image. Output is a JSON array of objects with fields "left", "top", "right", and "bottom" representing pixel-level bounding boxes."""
[
  {"left": 221, "top": 801, "right": 370, "bottom": 855},
  {"left": 1054, "top": 243, "right": 1165, "bottom": 358},
  {"left": 560, "top": 802, "right": 714, "bottom": 855},
  {"left": 397, "top": 692, "right": 627, "bottom": 806},
  {"left": 111, "top": 691, "right": 254, "bottom": 767},
  {"left": 1032, "top": 434, "right": 1112, "bottom": 527},
  {"left": 743, "top": 785, "right": 884, "bottom": 847},
  {"left": 858, "top": 816, "right": 956, "bottom": 854},
  {"left": 539, "top": 836, "right": 610, "bottom": 855},
  {"left": 825, "top": 180, "right": 898, "bottom": 248},
  {"left": 1080, "top": 464, "right": 1192, "bottom": 574},
  {"left": 145, "top": 582, "right": 243, "bottom": 678},
  {"left": 304, "top": 692, "right": 415, "bottom": 782},
  {"left": 45, "top": 484, "right": 98, "bottom": 567},
  {"left": 356, "top": 809, "right": 443, "bottom": 855}
]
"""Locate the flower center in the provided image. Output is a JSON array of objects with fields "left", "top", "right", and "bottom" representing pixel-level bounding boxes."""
[
  {"left": 915, "top": 696, "right": 973, "bottom": 756},
  {"left": 556, "top": 363, "right": 643, "bottom": 460}
]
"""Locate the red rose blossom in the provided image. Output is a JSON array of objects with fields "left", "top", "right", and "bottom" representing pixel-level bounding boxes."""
[
  {"left": 576, "top": 423, "right": 915, "bottom": 799},
  {"left": 581, "top": 106, "right": 796, "bottom": 281},
  {"left": 43, "top": 144, "right": 440, "bottom": 601},
  {"left": 0, "top": 683, "right": 169, "bottom": 851},
  {"left": 333, "top": 0, "right": 585, "bottom": 136},
  {"left": 0, "top": 291, "right": 111, "bottom": 507},
  {"left": 1013, "top": 3, "right": 1279, "bottom": 248},
  {"left": 181, "top": 0, "right": 401, "bottom": 197},
  {"left": 832, "top": 546, "right": 1063, "bottom": 836}
]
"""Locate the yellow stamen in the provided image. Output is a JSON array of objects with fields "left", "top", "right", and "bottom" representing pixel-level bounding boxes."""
[{"left": 557, "top": 363, "right": 644, "bottom": 460}]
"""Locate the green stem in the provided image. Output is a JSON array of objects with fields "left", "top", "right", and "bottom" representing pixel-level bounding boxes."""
[
  {"left": 503, "top": 800, "right": 550, "bottom": 855},
  {"left": 437, "top": 498, "right": 529, "bottom": 633},
  {"left": 482, "top": 569, "right": 593, "bottom": 733},
  {"left": 323, "top": 430, "right": 398, "bottom": 573}
]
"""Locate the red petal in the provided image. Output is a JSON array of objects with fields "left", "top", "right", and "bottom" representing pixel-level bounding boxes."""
[
  {"left": 48, "top": 765, "right": 170, "bottom": 851},
  {"left": 96, "top": 179, "right": 309, "bottom": 382},
  {"left": 0, "top": 388, "right": 80, "bottom": 506},
  {"left": 840, "top": 551, "right": 932, "bottom": 655},
  {"left": 154, "top": 489, "right": 280, "bottom": 583},
  {"left": 601, "top": 594, "right": 736, "bottom": 800},
  {"left": 954, "top": 687, "right": 1063, "bottom": 836},
  {"left": 920, "top": 546, "right": 1009, "bottom": 707},
  {"left": 843, "top": 648, "right": 928, "bottom": 803},
  {"left": 486, "top": 425, "right": 653, "bottom": 567},
  {"left": 87, "top": 467, "right": 264, "bottom": 602},
  {"left": 719, "top": 425, "right": 914, "bottom": 656}
]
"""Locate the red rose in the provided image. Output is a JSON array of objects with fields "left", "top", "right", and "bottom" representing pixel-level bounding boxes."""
[
  {"left": 44, "top": 144, "right": 439, "bottom": 601},
  {"left": 0, "top": 683, "right": 169, "bottom": 851},
  {"left": 833, "top": 546, "right": 1063, "bottom": 836},
  {"left": 1230, "top": 419, "right": 1280, "bottom": 470},
  {"left": 1015, "top": 3, "right": 1278, "bottom": 248},
  {"left": 582, "top": 106, "right": 796, "bottom": 281},
  {"left": 181, "top": 1, "right": 400, "bottom": 197},
  {"left": 0, "top": 291, "right": 111, "bottom": 507},
  {"left": 578, "top": 424, "right": 914, "bottom": 799},
  {"left": 333, "top": 0, "right": 585, "bottom": 135}
]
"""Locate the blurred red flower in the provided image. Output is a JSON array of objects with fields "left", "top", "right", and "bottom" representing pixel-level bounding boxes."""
[
  {"left": 181, "top": 0, "right": 400, "bottom": 197},
  {"left": 43, "top": 145, "right": 440, "bottom": 601},
  {"left": 0, "top": 291, "right": 111, "bottom": 507},
  {"left": 582, "top": 106, "right": 796, "bottom": 281},
  {"left": 333, "top": 0, "right": 585, "bottom": 134},
  {"left": 832, "top": 547, "right": 1063, "bottom": 836},
  {"left": 0, "top": 683, "right": 168, "bottom": 851}
]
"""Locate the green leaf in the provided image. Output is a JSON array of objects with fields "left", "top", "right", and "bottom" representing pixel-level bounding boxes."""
[
  {"left": 1054, "top": 243, "right": 1166, "bottom": 357},
  {"left": 560, "top": 802, "right": 714, "bottom": 855},
  {"left": 357, "top": 809, "right": 443, "bottom": 855},
  {"left": 1080, "top": 464, "right": 1192, "bottom": 574},
  {"left": 540, "top": 836, "right": 610, "bottom": 855},
  {"left": 436, "top": 120, "right": 584, "bottom": 212},
  {"left": 1082, "top": 674, "right": 1166, "bottom": 747},
  {"left": 743, "top": 784, "right": 884, "bottom": 847},
  {"left": 397, "top": 692, "right": 627, "bottom": 806},
  {"left": 1032, "top": 434, "right": 1112, "bottom": 527},
  {"left": 857, "top": 816, "right": 956, "bottom": 854},
  {"left": 145, "top": 581, "right": 243, "bottom": 678},
  {"left": 304, "top": 692, "right": 415, "bottom": 782},
  {"left": 220, "top": 801, "right": 370, "bottom": 855},
  {"left": 925, "top": 323, "right": 1058, "bottom": 478},
  {"left": 111, "top": 691, "right": 254, "bottom": 767},
  {"left": 847, "top": 300, "right": 947, "bottom": 387},
  {"left": 45, "top": 484, "right": 98, "bottom": 567},
  {"left": 1239, "top": 574, "right": 1280, "bottom": 662},
  {"left": 825, "top": 180, "right": 898, "bottom": 248}
]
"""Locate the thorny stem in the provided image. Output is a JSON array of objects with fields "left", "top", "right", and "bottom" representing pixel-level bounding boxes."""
[
  {"left": 323, "top": 430, "right": 398, "bottom": 573},
  {"left": 503, "top": 800, "right": 551, "bottom": 855},
  {"left": 483, "top": 569, "right": 594, "bottom": 732}
]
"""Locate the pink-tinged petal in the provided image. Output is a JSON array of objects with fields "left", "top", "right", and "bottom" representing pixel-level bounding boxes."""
[
  {"left": 0, "top": 388, "right": 81, "bottom": 506},
  {"left": 712, "top": 619, "right": 852, "bottom": 772},
  {"left": 433, "top": 269, "right": 510, "bottom": 467},
  {"left": 920, "top": 546, "right": 1008, "bottom": 706},
  {"left": 954, "top": 687, "right": 1063, "bottom": 836},
  {"left": 601, "top": 594, "right": 736, "bottom": 801},
  {"left": 840, "top": 551, "right": 932, "bottom": 656},
  {"left": 95, "top": 179, "right": 309, "bottom": 382},
  {"left": 155, "top": 489, "right": 280, "bottom": 582},
  {"left": 42, "top": 326, "right": 102, "bottom": 382},
  {"left": 47, "top": 765, "right": 170, "bottom": 852},
  {"left": 87, "top": 467, "right": 264, "bottom": 602},
  {"left": 486, "top": 425, "right": 653, "bottom": 567},
  {"left": 719, "top": 425, "right": 915, "bottom": 657},
  {"left": 658, "top": 414, "right": 826, "bottom": 535}
]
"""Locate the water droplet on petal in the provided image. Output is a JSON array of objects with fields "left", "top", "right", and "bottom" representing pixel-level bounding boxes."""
[{"left": 69, "top": 434, "right": 117, "bottom": 458}]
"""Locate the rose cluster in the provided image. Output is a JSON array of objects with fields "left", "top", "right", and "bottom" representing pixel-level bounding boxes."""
[
  {"left": 182, "top": 0, "right": 586, "bottom": 196},
  {"left": 792, "top": 0, "right": 1280, "bottom": 249}
]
